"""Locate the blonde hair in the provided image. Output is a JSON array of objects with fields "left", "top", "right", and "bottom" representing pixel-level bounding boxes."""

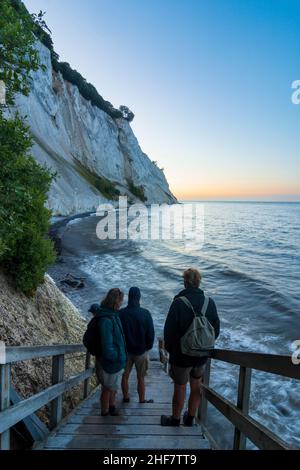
[{"left": 183, "top": 268, "right": 202, "bottom": 288}]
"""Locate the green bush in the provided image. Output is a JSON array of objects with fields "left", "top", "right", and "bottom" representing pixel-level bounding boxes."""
[
  {"left": 127, "top": 180, "right": 147, "bottom": 202},
  {"left": 0, "top": 112, "right": 56, "bottom": 294}
]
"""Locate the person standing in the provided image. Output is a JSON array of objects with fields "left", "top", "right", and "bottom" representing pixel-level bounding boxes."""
[
  {"left": 119, "top": 287, "right": 155, "bottom": 403},
  {"left": 91, "top": 288, "right": 127, "bottom": 416},
  {"left": 161, "top": 268, "right": 220, "bottom": 426}
]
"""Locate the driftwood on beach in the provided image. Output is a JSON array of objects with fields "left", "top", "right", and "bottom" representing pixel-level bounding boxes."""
[{"left": 60, "top": 274, "right": 86, "bottom": 289}]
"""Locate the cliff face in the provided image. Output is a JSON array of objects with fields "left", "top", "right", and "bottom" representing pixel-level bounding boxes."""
[
  {"left": 13, "top": 42, "right": 176, "bottom": 215},
  {"left": 0, "top": 271, "right": 91, "bottom": 426}
]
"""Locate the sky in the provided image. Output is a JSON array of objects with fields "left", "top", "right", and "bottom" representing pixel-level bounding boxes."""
[{"left": 24, "top": 0, "right": 300, "bottom": 201}]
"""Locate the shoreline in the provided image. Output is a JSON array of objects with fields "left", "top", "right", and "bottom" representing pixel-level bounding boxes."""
[
  {"left": 49, "top": 211, "right": 96, "bottom": 257},
  {"left": 50, "top": 210, "right": 96, "bottom": 236},
  {"left": 49, "top": 199, "right": 182, "bottom": 239},
  {"left": 47, "top": 212, "right": 99, "bottom": 319}
]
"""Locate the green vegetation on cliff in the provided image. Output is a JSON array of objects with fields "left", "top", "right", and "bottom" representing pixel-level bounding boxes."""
[
  {"left": 127, "top": 179, "right": 147, "bottom": 202},
  {"left": 52, "top": 61, "right": 125, "bottom": 119},
  {"left": 0, "top": 0, "right": 56, "bottom": 294},
  {"left": 9, "top": 1, "right": 134, "bottom": 121},
  {"left": 74, "top": 160, "right": 120, "bottom": 200}
]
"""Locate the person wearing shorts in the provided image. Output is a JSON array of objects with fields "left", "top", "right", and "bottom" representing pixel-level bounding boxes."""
[
  {"left": 119, "top": 287, "right": 155, "bottom": 403},
  {"left": 90, "top": 288, "right": 127, "bottom": 417},
  {"left": 161, "top": 268, "right": 220, "bottom": 427},
  {"left": 125, "top": 352, "right": 149, "bottom": 380},
  {"left": 95, "top": 360, "right": 124, "bottom": 392},
  {"left": 169, "top": 363, "right": 207, "bottom": 386}
]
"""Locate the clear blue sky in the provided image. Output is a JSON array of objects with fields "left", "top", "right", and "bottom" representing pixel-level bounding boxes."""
[{"left": 24, "top": 0, "right": 300, "bottom": 201}]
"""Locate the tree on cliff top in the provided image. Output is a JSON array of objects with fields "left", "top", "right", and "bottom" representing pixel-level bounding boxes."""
[
  {"left": 0, "top": 0, "right": 44, "bottom": 105},
  {"left": 119, "top": 106, "right": 135, "bottom": 122},
  {"left": 0, "top": 0, "right": 56, "bottom": 294}
]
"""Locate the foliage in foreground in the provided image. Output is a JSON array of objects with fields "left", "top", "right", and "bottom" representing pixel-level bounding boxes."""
[
  {"left": 0, "top": 112, "right": 56, "bottom": 294},
  {"left": 0, "top": 1, "right": 56, "bottom": 294},
  {"left": 0, "top": 0, "right": 43, "bottom": 105}
]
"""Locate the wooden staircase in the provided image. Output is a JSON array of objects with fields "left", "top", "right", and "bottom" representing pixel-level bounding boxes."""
[
  {"left": 1, "top": 343, "right": 299, "bottom": 450},
  {"left": 35, "top": 360, "right": 209, "bottom": 450}
]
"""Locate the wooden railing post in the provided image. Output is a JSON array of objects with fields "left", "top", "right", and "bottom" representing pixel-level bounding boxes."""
[
  {"left": 0, "top": 363, "right": 11, "bottom": 450},
  {"left": 50, "top": 354, "right": 64, "bottom": 429},
  {"left": 83, "top": 352, "right": 91, "bottom": 399},
  {"left": 158, "top": 338, "right": 168, "bottom": 372},
  {"left": 198, "top": 358, "right": 211, "bottom": 426},
  {"left": 233, "top": 366, "right": 252, "bottom": 449}
]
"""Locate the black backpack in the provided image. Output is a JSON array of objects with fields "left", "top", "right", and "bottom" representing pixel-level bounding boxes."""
[{"left": 83, "top": 316, "right": 103, "bottom": 356}]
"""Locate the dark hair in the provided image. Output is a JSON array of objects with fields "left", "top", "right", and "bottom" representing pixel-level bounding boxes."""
[
  {"left": 183, "top": 268, "right": 202, "bottom": 288},
  {"left": 101, "top": 288, "right": 124, "bottom": 310}
]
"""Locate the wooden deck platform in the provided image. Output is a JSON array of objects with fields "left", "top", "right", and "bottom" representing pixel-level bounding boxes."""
[{"left": 36, "top": 361, "right": 210, "bottom": 450}]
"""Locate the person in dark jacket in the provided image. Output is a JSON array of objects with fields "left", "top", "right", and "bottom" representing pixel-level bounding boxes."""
[
  {"left": 161, "top": 268, "right": 220, "bottom": 427},
  {"left": 119, "top": 287, "right": 155, "bottom": 403},
  {"left": 91, "top": 288, "right": 127, "bottom": 417}
]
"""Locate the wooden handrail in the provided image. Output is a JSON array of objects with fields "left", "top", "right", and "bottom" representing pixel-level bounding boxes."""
[
  {"left": 202, "top": 385, "right": 291, "bottom": 450},
  {"left": 2, "top": 342, "right": 300, "bottom": 451},
  {"left": 0, "top": 368, "right": 94, "bottom": 435},
  {"left": 210, "top": 349, "right": 300, "bottom": 380},
  {"left": 158, "top": 340, "right": 299, "bottom": 450},
  {"left": 0, "top": 343, "right": 95, "bottom": 450},
  {"left": 198, "top": 349, "right": 299, "bottom": 449},
  {"left": 1, "top": 344, "right": 86, "bottom": 365}
]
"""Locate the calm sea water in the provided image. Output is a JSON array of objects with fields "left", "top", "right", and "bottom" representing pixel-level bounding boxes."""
[{"left": 61, "top": 202, "right": 300, "bottom": 448}]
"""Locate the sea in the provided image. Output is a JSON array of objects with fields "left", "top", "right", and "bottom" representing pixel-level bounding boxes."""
[{"left": 53, "top": 201, "right": 300, "bottom": 449}]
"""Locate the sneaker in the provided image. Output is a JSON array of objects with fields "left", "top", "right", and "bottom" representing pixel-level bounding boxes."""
[
  {"left": 160, "top": 415, "right": 180, "bottom": 427},
  {"left": 182, "top": 411, "right": 194, "bottom": 426}
]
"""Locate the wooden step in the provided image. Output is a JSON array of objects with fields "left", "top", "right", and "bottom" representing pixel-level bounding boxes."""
[
  {"left": 43, "top": 435, "right": 210, "bottom": 450},
  {"left": 36, "top": 362, "right": 210, "bottom": 450}
]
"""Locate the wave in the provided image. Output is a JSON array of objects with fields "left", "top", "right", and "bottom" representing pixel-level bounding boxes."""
[{"left": 141, "top": 242, "right": 298, "bottom": 318}]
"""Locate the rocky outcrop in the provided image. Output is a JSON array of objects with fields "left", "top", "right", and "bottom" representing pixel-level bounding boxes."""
[
  {"left": 12, "top": 42, "right": 176, "bottom": 215},
  {"left": 0, "top": 271, "right": 92, "bottom": 426}
]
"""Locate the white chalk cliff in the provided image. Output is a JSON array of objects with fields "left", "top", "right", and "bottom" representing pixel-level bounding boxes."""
[{"left": 13, "top": 42, "right": 177, "bottom": 215}]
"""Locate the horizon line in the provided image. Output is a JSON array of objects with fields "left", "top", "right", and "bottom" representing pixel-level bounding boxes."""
[{"left": 178, "top": 199, "right": 300, "bottom": 203}]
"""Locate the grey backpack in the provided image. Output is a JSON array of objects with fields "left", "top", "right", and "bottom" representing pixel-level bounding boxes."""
[{"left": 180, "top": 295, "right": 215, "bottom": 357}]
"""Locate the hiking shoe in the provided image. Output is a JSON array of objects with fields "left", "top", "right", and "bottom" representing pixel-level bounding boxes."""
[
  {"left": 183, "top": 411, "right": 194, "bottom": 427},
  {"left": 160, "top": 415, "right": 180, "bottom": 427}
]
